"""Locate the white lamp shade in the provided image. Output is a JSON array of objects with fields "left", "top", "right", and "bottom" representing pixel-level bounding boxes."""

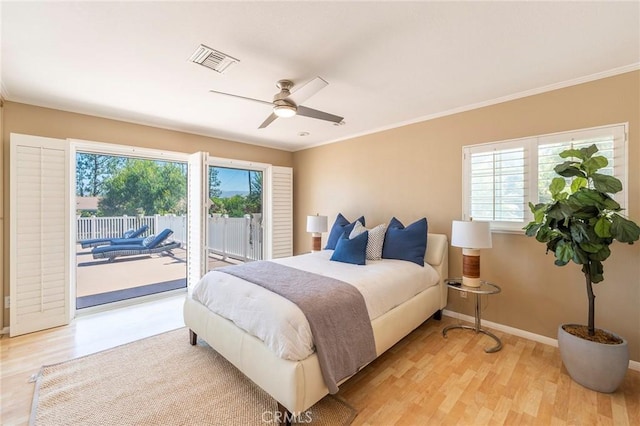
[
  {"left": 451, "top": 220, "right": 492, "bottom": 249},
  {"left": 306, "top": 215, "right": 328, "bottom": 233}
]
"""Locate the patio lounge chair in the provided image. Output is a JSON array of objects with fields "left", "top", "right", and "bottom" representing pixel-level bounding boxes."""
[
  {"left": 80, "top": 224, "right": 149, "bottom": 248},
  {"left": 91, "top": 228, "right": 181, "bottom": 261}
]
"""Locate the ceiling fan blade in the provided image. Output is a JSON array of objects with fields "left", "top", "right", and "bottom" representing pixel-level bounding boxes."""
[
  {"left": 209, "top": 90, "right": 272, "bottom": 106},
  {"left": 258, "top": 112, "right": 279, "bottom": 129},
  {"left": 296, "top": 106, "right": 343, "bottom": 124},
  {"left": 287, "top": 77, "right": 328, "bottom": 105}
]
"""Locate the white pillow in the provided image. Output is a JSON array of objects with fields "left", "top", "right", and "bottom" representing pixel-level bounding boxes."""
[{"left": 350, "top": 221, "right": 387, "bottom": 260}]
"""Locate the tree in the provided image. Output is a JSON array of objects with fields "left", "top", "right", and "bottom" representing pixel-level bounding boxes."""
[
  {"left": 525, "top": 145, "right": 640, "bottom": 336},
  {"left": 98, "top": 160, "right": 186, "bottom": 216},
  {"left": 215, "top": 194, "right": 245, "bottom": 217},
  {"left": 245, "top": 171, "right": 263, "bottom": 214},
  {"left": 209, "top": 167, "right": 222, "bottom": 199},
  {"left": 76, "top": 153, "right": 124, "bottom": 196}
]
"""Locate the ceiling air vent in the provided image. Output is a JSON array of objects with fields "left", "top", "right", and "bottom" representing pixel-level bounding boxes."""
[{"left": 188, "top": 44, "right": 239, "bottom": 74}]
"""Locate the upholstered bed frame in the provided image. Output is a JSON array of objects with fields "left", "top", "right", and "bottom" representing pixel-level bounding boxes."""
[{"left": 183, "top": 233, "right": 448, "bottom": 419}]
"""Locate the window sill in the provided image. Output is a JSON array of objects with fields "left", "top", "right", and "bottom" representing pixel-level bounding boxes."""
[{"left": 489, "top": 227, "right": 527, "bottom": 236}]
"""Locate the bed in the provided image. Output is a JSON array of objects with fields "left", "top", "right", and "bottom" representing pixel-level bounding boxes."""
[{"left": 183, "top": 232, "right": 448, "bottom": 419}]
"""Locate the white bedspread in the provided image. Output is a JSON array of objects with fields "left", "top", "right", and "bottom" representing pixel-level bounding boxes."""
[{"left": 191, "top": 250, "right": 440, "bottom": 361}]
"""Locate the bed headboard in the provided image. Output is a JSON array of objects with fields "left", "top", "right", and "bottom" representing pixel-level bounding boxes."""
[{"left": 426, "top": 233, "right": 449, "bottom": 309}]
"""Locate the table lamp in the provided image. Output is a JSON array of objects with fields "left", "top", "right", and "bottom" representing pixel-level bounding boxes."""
[
  {"left": 451, "top": 220, "right": 492, "bottom": 287},
  {"left": 306, "top": 214, "right": 328, "bottom": 252}
]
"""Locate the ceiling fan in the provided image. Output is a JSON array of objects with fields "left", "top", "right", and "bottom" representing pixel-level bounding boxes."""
[{"left": 209, "top": 77, "right": 344, "bottom": 129}]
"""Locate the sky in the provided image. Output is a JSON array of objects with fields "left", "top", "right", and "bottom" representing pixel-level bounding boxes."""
[
  {"left": 74, "top": 151, "right": 257, "bottom": 196},
  {"left": 214, "top": 167, "right": 255, "bottom": 192}
]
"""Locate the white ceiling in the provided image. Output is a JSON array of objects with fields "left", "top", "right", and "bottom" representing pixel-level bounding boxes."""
[{"left": 2, "top": 1, "right": 639, "bottom": 152}]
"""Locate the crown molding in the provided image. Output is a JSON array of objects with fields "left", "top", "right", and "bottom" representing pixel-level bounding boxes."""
[{"left": 298, "top": 63, "right": 640, "bottom": 152}]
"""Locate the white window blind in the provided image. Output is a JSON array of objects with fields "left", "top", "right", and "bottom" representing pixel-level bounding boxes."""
[{"left": 463, "top": 124, "right": 627, "bottom": 232}]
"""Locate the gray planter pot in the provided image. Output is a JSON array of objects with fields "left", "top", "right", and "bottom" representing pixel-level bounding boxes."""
[{"left": 557, "top": 324, "right": 629, "bottom": 393}]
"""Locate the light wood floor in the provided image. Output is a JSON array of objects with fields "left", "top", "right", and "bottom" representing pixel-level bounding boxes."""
[
  {"left": 1, "top": 295, "right": 638, "bottom": 425},
  {"left": 340, "top": 318, "right": 639, "bottom": 425}
]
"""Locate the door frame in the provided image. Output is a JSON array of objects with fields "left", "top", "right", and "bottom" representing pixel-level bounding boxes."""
[
  {"left": 207, "top": 157, "right": 271, "bottom": 260},
  {"left": 71, "top": 139, "right": 190, "bottom": 316}
]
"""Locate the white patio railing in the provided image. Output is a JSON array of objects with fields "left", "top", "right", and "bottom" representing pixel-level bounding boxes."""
[
  {"left": 156, "top": 215, "right": 187, "bottom": 246},
  {"left": 207, "top": 214, "right": 263, "bottom": 262},
  {"left": 76, "top": 214, "right": 263, "bottom": 262},
  {"left": 76, "top": 215, "right": 156, "bottom": 241}
]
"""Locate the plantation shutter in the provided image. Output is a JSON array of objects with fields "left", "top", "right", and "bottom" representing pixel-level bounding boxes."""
[
  {"left": 270, "top": 166, "right": 293, "bottom": 259},
  {"left": 463, "top": 139, "right": 531, "bottom": 231},
  {"left": 537, "top": 125, "right": 625, "bottom": 205},
  {"left": 187, "top": 152, "right": 208, "bottom": 291},
  {"left": 10, "top": 134, "right": 71, "bottom": 336},
  {"left": 463, "top": 124, "right": 627, "bottom": 232}
]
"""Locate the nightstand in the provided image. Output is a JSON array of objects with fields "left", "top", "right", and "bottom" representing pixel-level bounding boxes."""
[{"left": 443, "top": 279, "right": 502, "bottom": 353}]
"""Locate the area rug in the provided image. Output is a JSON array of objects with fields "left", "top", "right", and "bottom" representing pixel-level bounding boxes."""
[{"left": 30, "top": 328, "right": 356, "bottom": 425}]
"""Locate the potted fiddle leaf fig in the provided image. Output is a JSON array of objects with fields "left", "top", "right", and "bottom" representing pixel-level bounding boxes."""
[{"left": 525, "top": 144, "right": 640, "bottom": 393}]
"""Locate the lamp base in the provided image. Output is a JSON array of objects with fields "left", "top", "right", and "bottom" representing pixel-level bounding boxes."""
[
  {"left": 311, "top": 234, "right": 322, "bottom": 252},
  {"left": 462, "top": 276, "right": 482, "bottom": 288},
  {"left": 462, "top": 248, "right": 481, "bottom": 287}
]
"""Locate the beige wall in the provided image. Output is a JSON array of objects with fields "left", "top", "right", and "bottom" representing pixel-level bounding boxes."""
[
  {"left": 292, "top": 71, "right": 640, "bottom": 362},
  {"left": 0, "top": 100, "right": 4, "bottom": 330},
  {"left": 1, "top": 102, "right": 293, "bottom": 327}
]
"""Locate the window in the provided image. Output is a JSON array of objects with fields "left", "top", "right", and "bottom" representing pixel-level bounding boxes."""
[
  {"left": 466, "top": 140, "right": 528, "bottom": 226},
  {"left": 463, "top": 124, "right": 627, "bottom": 232}
]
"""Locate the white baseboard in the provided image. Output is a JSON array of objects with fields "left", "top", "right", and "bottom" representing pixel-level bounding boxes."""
[
  {"left": 442, "top": 310, "right": 640, "bottom": 372},
  {"left": 1, "top": 326, "right": 9, "bottom": 335}
]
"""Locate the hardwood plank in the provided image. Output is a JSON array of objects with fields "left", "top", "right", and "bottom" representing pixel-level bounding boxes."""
[{"left": 341, "top": 317, "right": 639, "bottom": 425}]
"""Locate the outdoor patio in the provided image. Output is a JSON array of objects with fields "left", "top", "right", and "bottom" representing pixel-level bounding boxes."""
[
  {"left": 74, "top": 214, "right": 259, "bottom": 308},
  {"left": 75, "top": 245, "right": 232, "bottom": 308}
]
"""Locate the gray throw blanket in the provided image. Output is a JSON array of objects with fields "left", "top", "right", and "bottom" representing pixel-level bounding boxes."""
[{"left": 217, "top": 261, "right": 376, "bottom": 394}]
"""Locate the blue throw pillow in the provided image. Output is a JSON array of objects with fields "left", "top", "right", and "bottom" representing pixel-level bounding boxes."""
[
  {"left": 330, "top": 231, "right": 368, "bottom": 265},
  {"left": 325, "top": 213, "right": 365, "bottom": 250},
  {"left": 382, "top": 217, "right": 428, "bottom": 266}
]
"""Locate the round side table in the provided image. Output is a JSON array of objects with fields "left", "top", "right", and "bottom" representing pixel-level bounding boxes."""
[{"left": 442, "top": 280, "right": 502, "bottom": 353}]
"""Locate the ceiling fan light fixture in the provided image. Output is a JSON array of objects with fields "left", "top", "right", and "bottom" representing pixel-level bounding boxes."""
[{"left": 273, "top": 104, "right": 297, "bottom": 118}]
